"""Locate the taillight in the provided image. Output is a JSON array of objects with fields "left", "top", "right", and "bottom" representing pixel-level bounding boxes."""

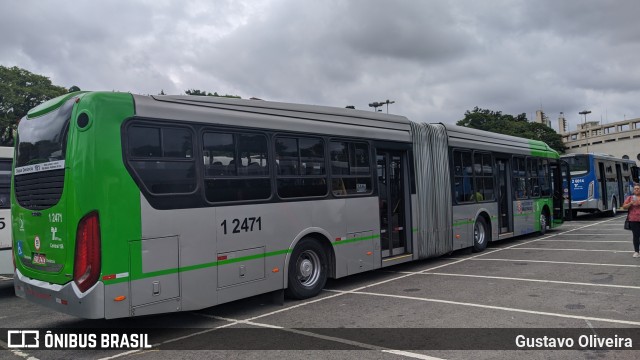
[{"left": 73, "top": 211, "right": 101, "bottom": 293}]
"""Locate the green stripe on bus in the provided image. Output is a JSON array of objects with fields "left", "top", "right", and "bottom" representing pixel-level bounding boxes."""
[
  {"left": 333, "top": 234, "right": 379, "bottom": 246},
  {"left": 107, "top": 248, "right": 293, "bottom": 284}
]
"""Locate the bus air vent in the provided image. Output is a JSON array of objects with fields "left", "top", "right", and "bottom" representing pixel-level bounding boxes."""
[{"left": 14, "top": 169, "right": 65, "bottom": 210}]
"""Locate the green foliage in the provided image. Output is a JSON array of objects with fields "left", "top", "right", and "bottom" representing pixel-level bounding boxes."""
[
  {"left": 457, "top": 107, "right": 565, "bottom": 153},
  {"left": 184, "top": 89, "right": 241, "bottom": 99},
  {"left": 0, "top": 66, "right": 68, "bottom": 146}
]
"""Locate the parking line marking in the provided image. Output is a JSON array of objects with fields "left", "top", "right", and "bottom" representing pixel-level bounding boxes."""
[
  {"left": 541, "top": 233, "right": 629, "bottom": 236},
  {"left": 471, "top": 258, "right": 640, "bottom": 268},
  {"left": 505, "top": 247, "right": 634, "bottom": 253},
  {"left": 421, "top": 272, "right": 640, "bottom": 290},
  {"left": 342, "top": 290, "right": 640, "bottom": 326},
  {"left": 192, "top": 312, "right": 440, "bottom": 358},
  {"left": 382, "top": 350, "right": 445, "bottom": 360},
  {"left": 534, "top": 240, "right": 627, "bottom": 243}
]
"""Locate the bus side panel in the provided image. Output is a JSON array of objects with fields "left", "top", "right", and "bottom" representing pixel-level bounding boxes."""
[
  {"left": 342, "top": 197, "right": 378, "bottom": 275},
  {"left": 452, "top": 205, "right": 474, "bottom": 249},
  {"left": 137, "top": 195, "right": 217, "bottom": 315},
  {"left": 513, "top": 199, "right": 536, "bottom": 235}
]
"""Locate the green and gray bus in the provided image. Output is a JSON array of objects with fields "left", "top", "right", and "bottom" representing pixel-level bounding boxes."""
[{"left": 12, "top": 92, "right": 567, "bottom": 318}]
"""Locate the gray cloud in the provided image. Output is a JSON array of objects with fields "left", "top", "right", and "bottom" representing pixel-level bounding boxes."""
[{"left": 1, "top": 0, "right": 639, "bottom": 131}]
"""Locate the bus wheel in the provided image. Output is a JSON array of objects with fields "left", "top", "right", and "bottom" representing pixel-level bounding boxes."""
[
  {"left": 472, "top": 216, "right": 489, "bottom": 252},
  {"left": 610, "top": 198, "right": 618, "bottom": 217},
  {"left": 285, "top": 237, "right": 328, "bottom": 300},
  {"left": 539, "top": 210, "right": 548, "bottom": 235}
]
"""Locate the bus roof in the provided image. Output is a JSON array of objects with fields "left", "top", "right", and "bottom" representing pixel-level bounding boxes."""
[
  {"left": 441, "top": 123, "right": 558, "bottom": 158},
  {"left": 134, "top": 94, "right": 412, "bottom": 142},
  {"left": 561, "top": 153, "right": 636, "bottom": 163}
]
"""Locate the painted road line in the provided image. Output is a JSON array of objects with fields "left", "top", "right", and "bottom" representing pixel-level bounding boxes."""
[
  {"left": 471, "top": 258, "right": 640, "bottom": 268},
  {"left": 343, "top": 290, "right": 640, "bottom": 326},
  {"left": 421, "top": 272, "right": 640, "bottom": 290},
  {"left": 534, "top": 240, "right": 628, "bottom": 243},
  {"left": 505, "top": 247, "right": 634, "bottom": 253}
]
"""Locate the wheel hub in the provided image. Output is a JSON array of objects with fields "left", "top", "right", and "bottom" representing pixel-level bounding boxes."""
[{"left": 300, "top": 259, "right": 313, "bottom": 278}]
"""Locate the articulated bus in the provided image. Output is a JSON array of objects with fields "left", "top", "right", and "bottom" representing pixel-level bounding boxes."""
[
  {"left": 561, "top": 153, "right": 639, "bottom": 217},
  {"left": 0, "top": 146, "right": 12, "bottom": 275},
  {"left": 12, "top": 92, "right": 567, "bottom": 319}
]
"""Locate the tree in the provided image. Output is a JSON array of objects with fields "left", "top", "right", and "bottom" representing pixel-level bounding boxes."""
[
  {"left": 184, "top": 89, "right": 241, "bottom": 99},
  {"left": 457, "top": 107, "right": 564, "bottom": 153},
  {"left": 0, "top": 66, "right": 67, "bottom": 145},
  {"left": 68, "top": 85, "right": 81, "bottom": 93}
]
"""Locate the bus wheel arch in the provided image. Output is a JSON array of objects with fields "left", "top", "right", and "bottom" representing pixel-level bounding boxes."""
[
  {"left": 472, "top": 213, "right": 491, "bottom": 252},
  {"left": 284, "top": 232, "right": 334, "bottom": 299}
]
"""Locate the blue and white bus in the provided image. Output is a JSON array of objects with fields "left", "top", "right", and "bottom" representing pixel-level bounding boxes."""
[{"left": 561, "top": 153, "right": 639, "bottom": 217}]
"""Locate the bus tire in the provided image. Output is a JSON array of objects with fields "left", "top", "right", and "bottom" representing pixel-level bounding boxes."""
[
  {"left": 609, "top": 198, "right": 617, "bottom": 217},
  {"left": 285, "top": 237, "right": 328, "bottom": 300},
  {"left": 539, "top": 209, "right": 548, "bottom": 235},
  {"left": 472, "top": 216, "right": 489, "bottom": 252}
]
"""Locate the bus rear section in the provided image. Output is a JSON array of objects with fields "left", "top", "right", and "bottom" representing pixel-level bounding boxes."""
[
  {"left": 12, "top": 92, "right": 137, "bottom": 318},
  {"left": 562, "top": 153, "right": 639, "bottom": 217}
]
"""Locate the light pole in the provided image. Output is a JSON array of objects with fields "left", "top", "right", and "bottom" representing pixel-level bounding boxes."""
[
  {"left": 369, "top": 100, "right": 395, "bottom": 113},
  {"left": 381, "top": 99, "right": 395, "bottom": 114},
  {"left": 579, "top": 110, "right": 591, "bottom": 152},
  {"left": 368, "top": 102, "right": 382, "bottom": 112}
]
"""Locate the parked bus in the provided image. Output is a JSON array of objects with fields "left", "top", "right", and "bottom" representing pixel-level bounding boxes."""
[
  {"left": 0, "top": 146, "right": 13, "bottom": 275},
  {"left": 561, "top": 153, "right": 639, "bottom": 217},
  {"left": 12, "top": 92, "right": 567, "bottom": 318}
]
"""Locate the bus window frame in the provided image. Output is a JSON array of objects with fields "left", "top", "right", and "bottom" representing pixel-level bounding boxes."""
[{"left": 124, "top": 119, "right": 200, "bottom": 197}]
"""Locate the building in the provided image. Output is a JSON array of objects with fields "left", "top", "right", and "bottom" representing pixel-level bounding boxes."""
[
  {"left": 534, "top": 110, "right": 551, "bottom": 127},
  {"left": 560, "top": 115, "right": 640, "bottom": 164}
]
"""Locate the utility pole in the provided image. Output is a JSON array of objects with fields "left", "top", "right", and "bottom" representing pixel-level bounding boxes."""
[{"left": 579, "top": 110, "right": 591, "bottom": 153}]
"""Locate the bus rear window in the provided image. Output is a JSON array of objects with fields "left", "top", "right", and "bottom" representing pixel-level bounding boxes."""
[{"left": 16, "top": 99, "right": 73, "bottom": 168}]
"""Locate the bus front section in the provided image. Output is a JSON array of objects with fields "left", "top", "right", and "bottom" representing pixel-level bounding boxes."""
[{"left": 12, "top": 92, "right": 136, "bottom": 319}]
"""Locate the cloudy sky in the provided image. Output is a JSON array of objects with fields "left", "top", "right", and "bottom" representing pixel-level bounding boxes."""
[{"left": 2, "top": 0, "right": 639, "bottom": 132}]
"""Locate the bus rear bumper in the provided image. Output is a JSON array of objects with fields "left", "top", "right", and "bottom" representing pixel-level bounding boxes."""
[{"left": 14, "top": 268, "right": 105, "bottom": 319}]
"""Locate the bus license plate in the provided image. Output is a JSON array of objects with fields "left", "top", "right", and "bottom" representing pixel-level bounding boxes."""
[{"left": 32, "top": 253, "right": 46, "bottom": 265}]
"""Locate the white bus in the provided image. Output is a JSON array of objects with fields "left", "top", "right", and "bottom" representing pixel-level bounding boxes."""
[{"left": 0, "top": 146, "right": 13, "bottom": 275}]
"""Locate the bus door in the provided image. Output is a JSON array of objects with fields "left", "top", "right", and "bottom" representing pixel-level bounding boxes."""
[
  {"left": 495, "top": 156, "right": 512, "bottom": 234},
  {"left": 615, "top": 163, "right": 624, "bottom": 202},
  {"left": 550, "top": 160, "right": 568, "bottom": 221},
  {"left": 598, "top": 162, "right": 608, "bottom": 210},
  {"left": 376, "top": 149, "right": 409, "bottom": 258}
]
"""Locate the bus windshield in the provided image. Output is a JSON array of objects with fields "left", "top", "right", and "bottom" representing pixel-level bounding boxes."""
[
  {"left": 16, "top": 99, "right": 73, "bottom": 169},
  {"left": 564, "top": 155, "right": 590, "bottom": 177}
]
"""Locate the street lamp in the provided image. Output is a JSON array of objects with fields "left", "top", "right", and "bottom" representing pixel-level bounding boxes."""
[
  {"left": 579, "top": 110, "right": 591, "bottom": 152},
  {"left": 369, "top": 99, "right": 395, "bottom": 113},
  {"left": 368, "top": 102, "right": 382, "bottom": 112}
]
